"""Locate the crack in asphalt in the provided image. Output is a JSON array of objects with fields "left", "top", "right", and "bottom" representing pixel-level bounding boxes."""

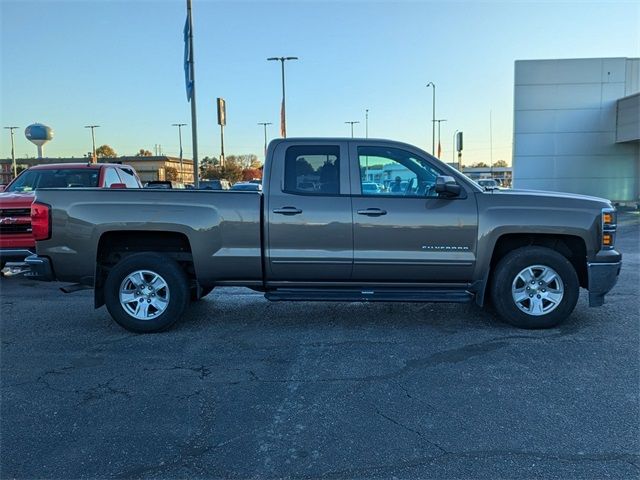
[{"left": 318, "top": 450, "right": 640, "bottom": 479}]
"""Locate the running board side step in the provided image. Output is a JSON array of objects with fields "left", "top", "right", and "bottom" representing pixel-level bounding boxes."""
[{"left": 265, "top": 288, "right": 474, "bottom": 303}]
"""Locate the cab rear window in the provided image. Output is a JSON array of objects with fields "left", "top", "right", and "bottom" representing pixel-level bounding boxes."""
[{"left": 6, "top": 169, "right": 100, "bottom": 192}]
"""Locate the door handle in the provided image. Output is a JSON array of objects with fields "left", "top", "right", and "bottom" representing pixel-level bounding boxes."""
[
  {"left": 273, "top": 206, "right": 303, "bottom": 215},
  {"left": 357, "top": 208, "right": 387, "bottom": 216}
]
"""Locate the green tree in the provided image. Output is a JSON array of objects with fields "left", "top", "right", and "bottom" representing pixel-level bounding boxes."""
[
  {"left": 201, "top": 158, "right": 244, "bottom": 184},
  {"left": 470, "top": 162, "right": 489, "bottom": 168},
  {"left": 164, "top": 166, "right": 179, "bottom": 181},
  {"left": 493, "top": 160, "right": 509, "bottom": 167},
  {"left": 96, "top": 145, "right": 117, "bottom": 158},
  {"left": 226, "top": 154, "right": 261, "bottom": 169},
  {"left": 136, "top": 149, "right": 153, "bottom": 157}
]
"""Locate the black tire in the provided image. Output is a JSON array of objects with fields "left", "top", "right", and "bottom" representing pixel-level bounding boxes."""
[
  {"left": 490, "top": 246, "right": 579, "bottom": 329},
  {"left": 104, "top": 253, "right": 190, "bottom": 333},
  {"left": 191, "top": 286, "right": 213, "bottom": 302}
]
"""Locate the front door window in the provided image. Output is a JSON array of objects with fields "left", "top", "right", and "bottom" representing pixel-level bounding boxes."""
[{"left": 359, "top": 146, "right": 442, "bottom": 197}]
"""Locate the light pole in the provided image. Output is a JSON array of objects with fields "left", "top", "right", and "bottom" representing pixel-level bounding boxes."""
[
  {"left": 434, "top": 119, "right": 447, "bottom": 158},
  {"left": 84, "top": 125, "right": 100, "bottom": 162},
  {"left": 258, "top": 122, "right": 272, "bottom": 157},
  {"left": 172, "top": 123, "right": 187, "bottom": 182},
  {"left": 345, "top": 121, "right": 360, "bottom": 138},
  {"left": 426, "top": 82, "right": 436, "bottom": 155},
  {"left": 4, "top": 126, "right": 19, "bottom": 178},
  {"left": 267, "top": 56, "right": 298, "bottom": 138},
  {"left": 365, "top": 109, "right": 369, "bottom": 138},
  {"left": 452, "top": 129, "right": 459, "bottom": 167},
  {"left": 489, "top": 109, "right": 493, "bottom": 177}
]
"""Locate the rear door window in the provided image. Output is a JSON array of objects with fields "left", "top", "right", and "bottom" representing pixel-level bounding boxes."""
[
  {"left": 117, "top": 167, "right": 141, "bottom": 188},
  {"left": 284, "top": 145, "right": 341, "bottom": 195},
  {"left": 103, "top": 168, "right": 122, "bottom": 187}
]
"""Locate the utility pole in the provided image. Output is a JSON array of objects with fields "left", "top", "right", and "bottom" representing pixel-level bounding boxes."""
[
  {"left": 84, "top": 125, "right": 100, "bottom": 163},
  {"left": 365, "top": 109, "right": 369, "bottom": 138},
  {"left": 216, "top": 98, "right": 226, "bottom": 167},
  {"left": 172, "top": 123, "right": 186, "bottom": 182},
  {"left": 426, "top": 82, "right": 436, "bottom": 155},
  {"left": 185, "top": 0, "right": 200, "bottom": 187},
  {"left": 434, "top": 119, "right": 447, "bottom": 158},
  {"left": 4, "top": 127, "right": 19, "bottom": 178},
  {"left": 345, "top": 121, "right": 360, "bottom": 138},
  {"left": 267, "top": 56, "right": 298, "bottom": 138},
  {"left": 258, "top": 122, "right": 272, "bottom": 157},
  {"left": 452, "top": 129, "right": 459, "bottom": 167}
]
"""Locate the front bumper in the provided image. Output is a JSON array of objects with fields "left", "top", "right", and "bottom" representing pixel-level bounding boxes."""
[
  {"left": 587, "top": 254, "right": 622, "bottom": 307},
  {"left": 24, "top": 255, "right": 54, "bottom": 281}
]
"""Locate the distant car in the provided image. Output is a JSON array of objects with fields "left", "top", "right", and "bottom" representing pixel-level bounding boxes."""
[
  {"left": 144, "top": 181, "right": 185, "bottom": 189},
  {"left": 231, "top": 182, "right": 262, "bottom": 192},
  {"left": 478, "top": 179, "right": 500, "bottom": 189},
  {"left": 199, "top": 179, "right": 231, "bottom": 190},
  {"left": 362, "top": 182, "right": 382, "bottom": 194}
]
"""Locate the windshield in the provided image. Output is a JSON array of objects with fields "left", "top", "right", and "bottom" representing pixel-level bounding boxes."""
[{"left": 6, "top": 168, "right": 100, "bottom": 192}]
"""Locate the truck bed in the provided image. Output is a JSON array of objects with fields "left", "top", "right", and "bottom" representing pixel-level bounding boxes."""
[{"left": 33, "top": 189, "right": 263, "bottom": 286}]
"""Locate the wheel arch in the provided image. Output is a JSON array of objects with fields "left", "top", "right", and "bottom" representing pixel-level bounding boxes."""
[
  {"left": 94, "top": 230, "right": 195, "bottom": 308},
  {"left": 476, "top": 232, "right": 588, "bottom": 306}
]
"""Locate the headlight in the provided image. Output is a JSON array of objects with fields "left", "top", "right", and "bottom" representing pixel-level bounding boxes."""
[{"left": 601, "top": 207, "right": 617, "bottom": 250}]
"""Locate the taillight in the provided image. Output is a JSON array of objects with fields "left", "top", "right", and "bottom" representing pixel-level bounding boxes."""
[{"left": 31, "top": 201, "right": 51, "bottom": 241}]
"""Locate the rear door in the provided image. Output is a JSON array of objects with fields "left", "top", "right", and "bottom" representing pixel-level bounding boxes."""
[
  {"left": 349, "top": 142, "right": 478, "bottom": 283},
  {"left": 265, "top": 141, "right": 353, "bottom": 281}
]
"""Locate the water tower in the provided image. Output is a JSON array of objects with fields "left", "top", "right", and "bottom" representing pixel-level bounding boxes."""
[{"left": 25, "top": 123, "right": 54, "bottom": 158}]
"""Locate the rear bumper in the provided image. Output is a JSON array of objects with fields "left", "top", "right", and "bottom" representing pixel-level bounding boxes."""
[
  {"left": 587, "top": 256, "right": 622, "bottom": 307},
  {"left": 24, "top": 255, "right": 54, "bottom": 281},
  {"left": 0, "top": 248, "right": 35, "bottom": 263}
]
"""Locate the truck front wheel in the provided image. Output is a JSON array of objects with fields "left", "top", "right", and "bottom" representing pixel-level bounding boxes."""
[
  {"left": 490, "top": 246, "right": 579, "bottom": 329},
  {"left": 104, "top": 253, "right": 190, "bottom": 333}
]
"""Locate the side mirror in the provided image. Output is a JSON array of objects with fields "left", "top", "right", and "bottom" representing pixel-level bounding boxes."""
[
  {"left": 109, "top": 183, "right": 127, "bottom": 189},
  {"left": 0, "top": 185, "right": 5, "bottom": 192},
  {"left": 435, "top": 175, "right": 461, "bottom": 197}
]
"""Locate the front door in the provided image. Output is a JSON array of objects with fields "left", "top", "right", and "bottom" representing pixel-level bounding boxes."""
[
  {"left": 266, "top": 141, "right": 353, "bottom": 281},
  {"left": 350, "top": 142, "right": 478, "bottom": 283}
]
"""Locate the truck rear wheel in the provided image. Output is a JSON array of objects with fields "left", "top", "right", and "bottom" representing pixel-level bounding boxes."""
[
  {"left": 104, "top": 253, "right": 190, "bottom": 333},
  {"left": 490, "top": 246, "right": 579, "bottom": 329}
]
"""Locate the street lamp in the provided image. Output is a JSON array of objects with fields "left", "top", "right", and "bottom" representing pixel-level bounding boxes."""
[
  {"left": 84, "top": 125, "right": 100, "bottom": 162},
  {"left": 345, "top": 121, "right": 360, "bottom": 138},
  {"left": 365, "top": 109, "right": 369, "bottom": 138},
  {"left": 426, "top": 82, "right": 436, "bottom": 155},
  {"left": 267, "top": 56, "right": 298, "bottom": 138},
  {"left": 258, "top": 122, "right": 272, "bottom": 157},
  {"left": 4, "top": 126, "right": 19, "bottom": 178},
  {"left": 172, "top": 123, "right": 187, "bottom": 182}
]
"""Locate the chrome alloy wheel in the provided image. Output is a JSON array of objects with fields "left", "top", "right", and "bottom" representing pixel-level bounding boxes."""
[
  {"left": 119, "top": 270, "right": 170, "bottom": 320},
  {"left": 511, "top": 265, "right": 564, "bottom": 316}
]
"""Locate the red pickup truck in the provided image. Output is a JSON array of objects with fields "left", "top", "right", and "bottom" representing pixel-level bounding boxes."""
[{"left": 0, "top": 162, "right": 141, "bottom": 270}]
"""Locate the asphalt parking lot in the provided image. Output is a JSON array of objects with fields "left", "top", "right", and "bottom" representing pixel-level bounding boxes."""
[{"left": 1, "top": 212, "right": 639, "bottom": 479}]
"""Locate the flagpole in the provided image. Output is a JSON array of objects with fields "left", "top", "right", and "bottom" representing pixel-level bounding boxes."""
[{"left": 186, "top": 0, "right": 199, "bottom": 188}]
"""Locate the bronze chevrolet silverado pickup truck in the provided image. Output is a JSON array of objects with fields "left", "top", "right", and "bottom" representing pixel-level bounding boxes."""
[{"left": 25, "top": 138, "right": 621, "bottom": 333}]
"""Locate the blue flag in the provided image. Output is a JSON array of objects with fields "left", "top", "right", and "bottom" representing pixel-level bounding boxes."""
[{"left": 184, "top": 17, "right": 193, "bottom": 102}]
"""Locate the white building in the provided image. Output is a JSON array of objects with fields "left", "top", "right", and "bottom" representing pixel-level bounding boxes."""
[{"left": 513, "top": 57, "right": 639, "bottom": 203}]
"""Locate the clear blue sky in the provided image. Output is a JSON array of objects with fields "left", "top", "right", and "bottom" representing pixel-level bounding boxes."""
[{"left": 1, "top": 0, "right": 638, "bottom": 165}]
